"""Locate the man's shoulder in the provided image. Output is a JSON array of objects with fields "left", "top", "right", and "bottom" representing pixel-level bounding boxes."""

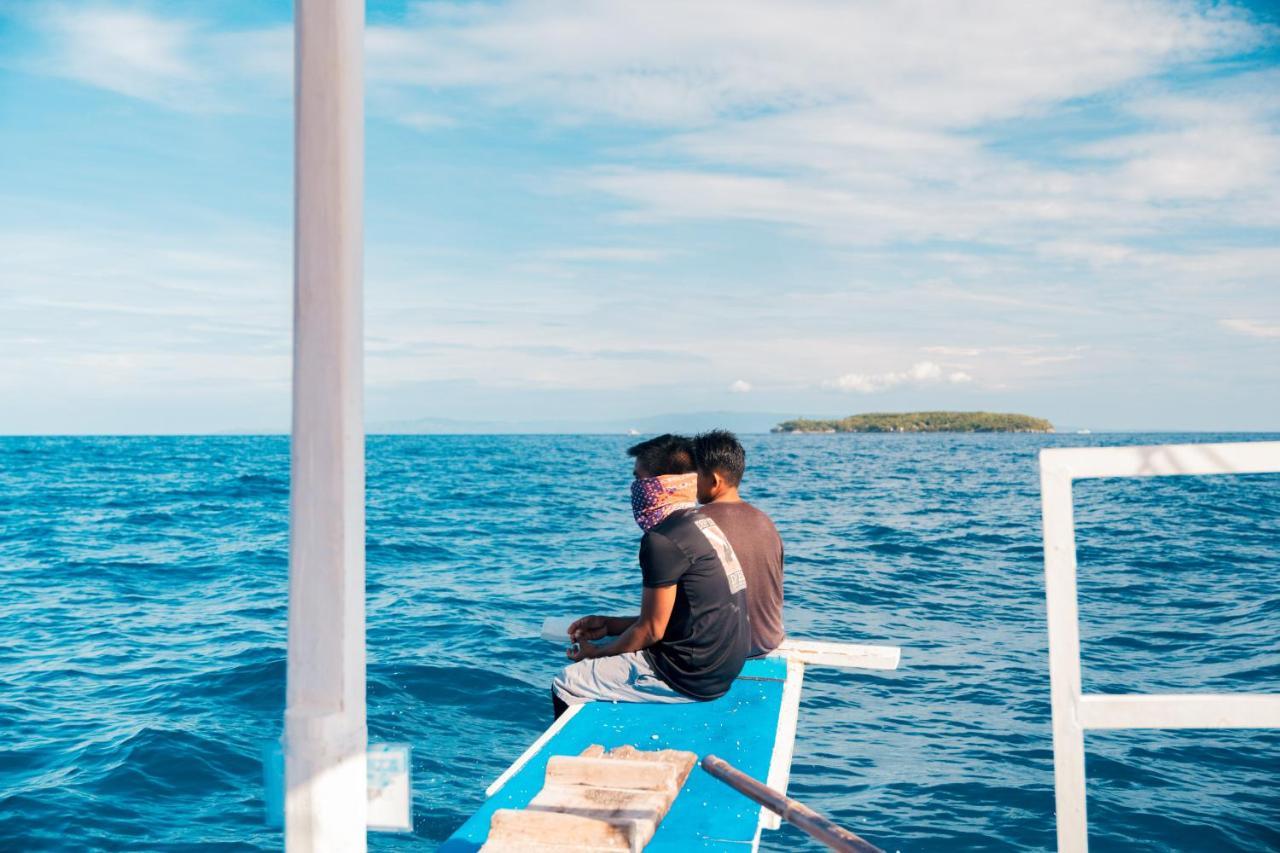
[
  {"left": 648, "top": 506, "right": 704, "bottom": 537},
  {"left": 701, "top": 500, "right": 779, "bottom": 531},
  {"left": 649, "top": 508, "right": 726, "bottom": 560}
]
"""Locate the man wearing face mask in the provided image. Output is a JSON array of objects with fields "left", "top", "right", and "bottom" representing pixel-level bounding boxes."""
[{"left": 551, "top": 434, "right": 751, "bottom": 719}]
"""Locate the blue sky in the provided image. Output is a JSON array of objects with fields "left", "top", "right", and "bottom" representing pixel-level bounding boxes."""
[{"left": 1, "top": 0, "right": 1278, "bottom": 433}]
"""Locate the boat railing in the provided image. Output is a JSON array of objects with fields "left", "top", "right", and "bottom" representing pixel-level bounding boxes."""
[{"left": 1038, "top": 440, "right": 1280, "bottom": 852}]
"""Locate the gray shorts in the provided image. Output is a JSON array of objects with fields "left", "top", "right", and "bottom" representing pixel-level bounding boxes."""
[{"left": 552, "top": 651, "right": 693, "bottom": 707}]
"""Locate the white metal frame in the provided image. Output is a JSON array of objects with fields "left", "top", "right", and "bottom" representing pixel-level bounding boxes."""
[{"left": 1039, "top": 440, "right": 1280, "bottom": 853}]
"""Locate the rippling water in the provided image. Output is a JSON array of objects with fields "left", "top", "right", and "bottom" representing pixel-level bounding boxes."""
[{"left": 1, "top": 434, "right": 1277, "bottom": 851}]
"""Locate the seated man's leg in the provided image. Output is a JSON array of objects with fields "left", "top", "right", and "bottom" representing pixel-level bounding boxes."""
[{"left": 552, "top": 651, "right": 691, "bottom": 712}]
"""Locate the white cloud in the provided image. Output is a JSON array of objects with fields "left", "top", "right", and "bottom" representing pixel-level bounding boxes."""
[
  {"left": 394, "top": 111, "right": 460, "bottom": 132},
  {"left": 6, "top": 1, "right": 1278, "bottom": 431},
  {"left": 538, "top": 247, "right": 672, "bottom": 263},
  {"left": 28, "top": 6, "right": 202, "bottom": 105},
  {"left": 1220, "top": 318, "right": 1280, "bottom": 339},
  {"left": 0, "top": 229, "right": 290, "bottom": 396},
  {"left": 20, "top": 3, "right": 1280, "bottom": 253},
  {"left": 824, "top": 360, "right": 974, "bottom": 393},
  {"left": 365, "top": 0, "right": 1261, "bottom": 127},
  {"left": 19, "top": 6, "right": 289, "bottom": 110}
]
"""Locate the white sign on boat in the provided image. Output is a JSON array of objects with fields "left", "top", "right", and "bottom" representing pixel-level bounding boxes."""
[{"left": 263, "top": 741, "right": 413, "bottom": 833}]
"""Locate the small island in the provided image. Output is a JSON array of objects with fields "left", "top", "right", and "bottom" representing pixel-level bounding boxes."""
[{"left": 773, "top": 411, "right": 1054, "bottom": 433}]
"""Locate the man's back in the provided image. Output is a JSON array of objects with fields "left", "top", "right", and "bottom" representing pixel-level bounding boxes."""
[
  {"left": 641, "top": 508, "right": 750, "bottom": 700},
  {"left": 698, "top": 500, "right": 784, "bottom": 656}
]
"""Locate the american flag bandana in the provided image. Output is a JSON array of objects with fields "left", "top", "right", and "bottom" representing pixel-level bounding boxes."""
[{"left": 630, "top": 473, "right": 698, "bottom": 531}]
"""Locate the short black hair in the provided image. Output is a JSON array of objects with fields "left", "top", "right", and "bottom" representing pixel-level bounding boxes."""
[
  {"left": 627, "top": 433, "right": 695, "bottom": 476},
  {"left": 693, "top": 430, "right": 746, "bottom": 486}
]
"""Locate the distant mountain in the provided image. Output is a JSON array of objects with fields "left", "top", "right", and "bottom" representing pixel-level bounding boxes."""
[{"left": 368, "top": 411, "right": 808, "bottom": 435}]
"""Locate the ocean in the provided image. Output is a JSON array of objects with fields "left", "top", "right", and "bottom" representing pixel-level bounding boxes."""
[{"left": 1, "top": 433, "right": 1277, "bottom": 851}]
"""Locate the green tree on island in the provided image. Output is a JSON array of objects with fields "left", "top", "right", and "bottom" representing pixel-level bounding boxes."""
[{"left": 774, "top": 411, "right": 1054, "bottom": 433}]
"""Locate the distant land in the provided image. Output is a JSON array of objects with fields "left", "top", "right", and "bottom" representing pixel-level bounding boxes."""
[
  {"left": 773, "top": 411, "right": 1055, "bottom": 433},
  {"left": 365, "top": 411, "right": 804, "bottom": 435}
]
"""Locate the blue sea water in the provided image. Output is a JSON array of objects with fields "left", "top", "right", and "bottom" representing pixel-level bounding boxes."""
[{"left": 1, "top": 433, "right": 1277, "bottom": 852}]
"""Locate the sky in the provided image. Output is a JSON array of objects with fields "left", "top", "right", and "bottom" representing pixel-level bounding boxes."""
[{"left": 0, "top": 0, "right": 1278, "bottom": 434}]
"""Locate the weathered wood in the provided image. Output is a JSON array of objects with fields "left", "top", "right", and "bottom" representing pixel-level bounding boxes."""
[
  {"left": 545, "top": 755, "right": 680, "bottom": 792},
  {"left": 482, "top": 747, "right": 695, "bottom": 852},
  {"left": 702, "top": 755, "right": 883, "bottom": 853},
  {"left": 484, "top": 809, "right": 635, "bottom": 852},
  {"left": 584, "top": 745, "right": 698, "bottom": 788}
]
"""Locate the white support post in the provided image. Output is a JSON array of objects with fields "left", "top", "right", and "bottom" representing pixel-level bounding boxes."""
[
  {"left": 1039, "top": 441, "right": 1280, "bottom": 853},
  {"left": 1040, "top": 458, "right": 1087, "bottom": 853},
  {"left": 285, "top": 1, "right": 367, "bottom": 851}
]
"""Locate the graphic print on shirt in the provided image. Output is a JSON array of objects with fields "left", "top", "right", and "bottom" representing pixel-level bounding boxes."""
[{"left": 693, "top": 516, "right": 747, "bottom": 594}]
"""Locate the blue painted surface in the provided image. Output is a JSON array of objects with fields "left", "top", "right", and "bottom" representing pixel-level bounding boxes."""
[{"left": 440, "top": 658, "right": 788, "bottom": 852}]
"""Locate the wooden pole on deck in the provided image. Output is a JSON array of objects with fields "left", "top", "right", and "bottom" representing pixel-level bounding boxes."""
[
  {"left": 285, "top": 0, "right": 366, "bottom": 850},
  {"left": 702, "top": 755, "right": 883, "bottom": 853}
]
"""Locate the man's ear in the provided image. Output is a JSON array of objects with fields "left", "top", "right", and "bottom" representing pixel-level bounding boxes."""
[{"left": 712, "top": 470, "right": 729, "bottom": 495}]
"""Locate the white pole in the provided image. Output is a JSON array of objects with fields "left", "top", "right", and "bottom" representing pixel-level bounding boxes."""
[
  {"left": 1040, "top": 455, "right": 1087, "bottom": 853},
  {"left": 285, "top": 0, "right": 366, "bottom": 850}
]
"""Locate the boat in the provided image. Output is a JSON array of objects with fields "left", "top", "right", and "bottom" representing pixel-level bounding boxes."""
[{"left": 440, "top": 639, "right": 900, "bottom": 851}]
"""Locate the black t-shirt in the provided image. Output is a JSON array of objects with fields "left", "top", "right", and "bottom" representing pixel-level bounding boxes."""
[{"left": 639, "top": 508, "right": 750, "bottom": 700}]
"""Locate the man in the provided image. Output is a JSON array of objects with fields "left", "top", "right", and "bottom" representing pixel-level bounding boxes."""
[
  {"left": 552, "top": 434, "right": 750, "bottom": 718},
  {"left": 693, "top": 430, "right": 785, "bottom": 657}
]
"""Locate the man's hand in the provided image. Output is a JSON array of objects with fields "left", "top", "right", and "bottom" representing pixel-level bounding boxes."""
[
  {"left": 566, "top": 640, "right": 602, "bottom": 662},
  {"left": 568, "top": 615, "right": 609, "bottom": 642}
]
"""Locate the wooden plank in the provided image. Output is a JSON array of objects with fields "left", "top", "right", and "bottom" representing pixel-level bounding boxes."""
[
  {"left": 487, "top": 748, "right": 697, "bottom": 851},
  {"left": 591, "top": 746, "right": 698, "bottom": 788},
  {"left": 545, "top": 755, "right": 680, "bottom": 792},
  {"left": 483, "top": 809, "right": 634, "bottom": 852},
  {"left": 1079, "top": 694, "right": 1280, "bottom": 730},
  {"left": 773, "top": 639, "right": 900, "bottom": 670},
  {"left": 526, "top": 783, "right": 669, "bottom": 847}
]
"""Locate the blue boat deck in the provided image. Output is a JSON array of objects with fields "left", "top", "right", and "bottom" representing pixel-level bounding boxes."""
[{"left": 440, "top": 656, "right": 803, "bottom": 851}]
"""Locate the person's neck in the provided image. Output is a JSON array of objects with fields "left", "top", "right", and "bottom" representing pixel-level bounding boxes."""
[{"left": 710, "top": 487, "right": 743, "bottom": 504}]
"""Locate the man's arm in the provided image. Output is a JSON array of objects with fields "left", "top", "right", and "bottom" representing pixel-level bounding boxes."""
[
  {"left": 568, "top": 585, "right": 676, "bottom": 661},
  {"left": 568, "top": 614, "right": 638, "bottom": 641}
]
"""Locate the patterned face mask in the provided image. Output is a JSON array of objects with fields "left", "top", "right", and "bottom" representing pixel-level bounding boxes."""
[{"left": 630, "top": 473, "right": 698, "bottom": 531}]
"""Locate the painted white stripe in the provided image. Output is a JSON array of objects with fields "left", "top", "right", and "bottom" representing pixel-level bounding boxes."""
[
  {"left": 485, "top": 704, "right": 583, "bottom": 798},
  {"left": 1079, "top": 694, "right": 1280, "bottom": 731},
  {"left": 759, "top": 658, "right": 806, "bottom": 833},
  {"left": 774, "top": 639, "right": 901, "bottom": 670}
]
